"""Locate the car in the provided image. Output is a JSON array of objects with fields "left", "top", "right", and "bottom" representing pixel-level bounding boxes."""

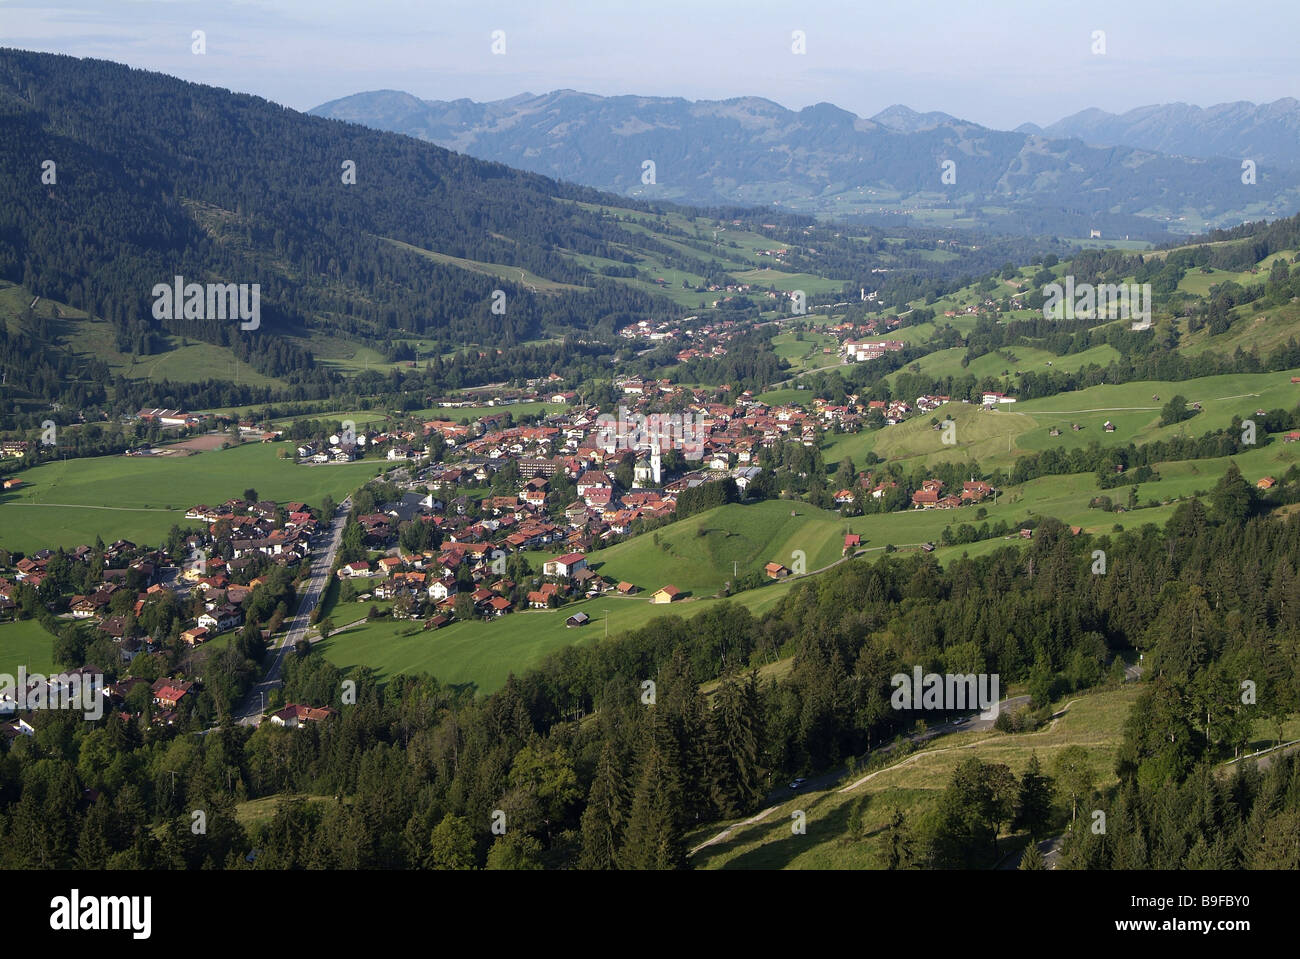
[
  {"left": 788, "top": 778, "right": 807, "bottom": 789},
  {"left": 952, "top": 716, "right": 969, "bottom": 726}
]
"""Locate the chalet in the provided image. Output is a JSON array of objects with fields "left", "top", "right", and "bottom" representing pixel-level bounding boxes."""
[
  {"left": 1257, "top": 476, "right": 1276, "bottom": 490},
  {"left": 576, "top": 471, "right": 613, "bottom": 496},
  {"left": 565, "top": 612, "right": 590, "bottom": 628},
  {"left": 197, "top": 604, "right": 243, "bottom": 633},
  {"left": 527, "top": 583, "right": 564, "bottom": 608},
  {"left": 617, "top": 582, "right": 639, "bottom": 595},
  {"left": 152, "top": 678, "right": 194, "bottom": 709},
  {"left": 911, "top": 489, "right": 940, "bottom": 508},
  {"left": 651, "top": 584, "right": 680, "bottom": 604},
  {"left": 764, "top": 562, "right": 790, "bottom": 579},
  {"left": 96, "top": 616, "right": 128, "bottom": 640},
  {"left": 181, "top": 626, "right": 210, "bottom": 646},
  {"left": 269, "top": 703, "right": 339, "bottom": 728}
]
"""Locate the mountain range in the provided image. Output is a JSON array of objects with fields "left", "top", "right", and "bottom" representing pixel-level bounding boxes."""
[
  {"left": 311, "top": 90, "right": 1300, "bottom": 237},
  {"left": 1019, "top": 98, "right": 1300, "bottom": 170}
]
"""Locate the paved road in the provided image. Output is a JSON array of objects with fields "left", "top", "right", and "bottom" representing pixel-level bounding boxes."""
[{"left": 234, "top": 497, "right": 351, "bottom": 726}]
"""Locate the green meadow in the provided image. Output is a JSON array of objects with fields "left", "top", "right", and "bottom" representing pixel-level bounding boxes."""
[
  {"left": 689, "top": 683, "right": 1143, "bottom": 869},
  {"left": 0, "top": 441, "right": 372, "bottom": 552},
  {"left": 0, "top": 618, "right": 58, "bottom": 674}
]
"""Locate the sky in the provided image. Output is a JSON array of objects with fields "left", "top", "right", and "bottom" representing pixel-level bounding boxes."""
[{"left": 0, "top": 0, "right": 1295, "bottom": 128}]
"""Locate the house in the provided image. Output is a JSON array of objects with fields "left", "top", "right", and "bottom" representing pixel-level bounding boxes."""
[
  {"left": 527, "top": 583, "right": 565, "bottom": 608},
  {"left": 181, "top": 626, "right": 210, "bottom": 646},
  {"left": 269, "top": 703, "right": 339, "bottom": 728},
  {"left": 1257, "top": 476, "right": 1276, "bottom": 490},
  {"left": 844, "top": 534, "right": 861, "bottom": 552},
  {"left": 651, "top": 584, "right": 680, "bottom": 604},
  {"left": 764, "top": 562, "right": 790, "bottom": 579},
  {"left": 543, "top": 552, "right": 589, "bottom": 578},
  {"left": 911, "top": 489, "right": 940, "bottom": 508},
  {"left": 565, "top": 612, "right": 590, "bottom": 628},
  {"left": 337, "top": 561, "right": 371, "bottom": 579},
  {"left": 152, "top": 678, "right": 194, "bottom": 709},
  {"left": 487, "top": 596, "right": 512, "bottom": 617},
  {"left": 428, "top": 578, "right": 458, "bottom": 602},
  {"left": 981, "top": 392, "right": 1017, "bottom": 407},
  {"left": 617, "top": 582, "right": 639, "bottom": 595},
  {"left": 197, "top": 604, "right": 243, "bottom": 633},
  {"left": 1103, "top": 421, "right": 1116, "bottom": 433}
]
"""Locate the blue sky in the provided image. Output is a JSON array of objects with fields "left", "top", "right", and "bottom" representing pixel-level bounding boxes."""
[{"left": 0, "top": 0, "right": 1294, "bottom": 127}]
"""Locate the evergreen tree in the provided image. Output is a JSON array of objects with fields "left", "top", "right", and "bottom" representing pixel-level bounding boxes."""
[
  {"left": 620, "top": 713, "right": 687, "bottom": 870},
  {"left": 707, "top": 673, "right": 765, "bottom": 818},
  {"left": 578, "top": 741, "right": 629, "bottom": 870},
  {"left": 1018, "top": 842, "right": 1046, "bottom": 870},
  {"left": 1013, "top": 753, "right": 1055, "bottom": 840}
]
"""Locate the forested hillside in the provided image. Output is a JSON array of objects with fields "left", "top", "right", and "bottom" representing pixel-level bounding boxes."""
[{"left": 3, "top": 487, "right": 1297, "bottom": 869}]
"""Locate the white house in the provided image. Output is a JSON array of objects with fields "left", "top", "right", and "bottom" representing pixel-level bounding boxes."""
[{"left": 543, "top": 553, "right": 589, "bottom": 578}]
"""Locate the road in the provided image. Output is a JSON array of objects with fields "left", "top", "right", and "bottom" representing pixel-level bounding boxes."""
[{"left": 233, "top": 497, "right": 351, "bottom": 726}]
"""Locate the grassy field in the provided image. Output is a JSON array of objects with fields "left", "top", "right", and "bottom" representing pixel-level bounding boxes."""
[
  {"left": 821, "top": 368, "right": 1300, "bottom": 473},
  {"left": 0, "top": 281, "right": 282, "bottom": 390},
  {"left": 0, "top": 618, "right": 57, "bottom": 674},
  {"left": 689, "top": 683, "right": 1143, "bottom": 869},
  {"left": 233, "top": 793, "right": 340, "bottom": 829},
  {"left": 0, "top": 441, "right": 374, "bottom": 552},
  {"left": 379, "top": 236, "right": 587, "bottom": 294},
  {"left": 318, "top": 576, "right": 803, "bottom": 695}
]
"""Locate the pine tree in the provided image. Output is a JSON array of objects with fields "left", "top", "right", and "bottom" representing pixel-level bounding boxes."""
[
  {"left": 620, "top": 713, "right": 686, "bottom": 870},
  {"left": 1018, "top": 842, "right": 1046, "bottom": 870},
  {"left": 884, "top": 806, "right": 914, "bottom": 869},
  {"left": 578, "top": 741, "right": 628, "bottom": 870},
  {"left": 708, "top": 674, "right": 765, "bottom": 818},
  {"left": 1013, "top": 752, "right": 1054, "bottom": 840}
]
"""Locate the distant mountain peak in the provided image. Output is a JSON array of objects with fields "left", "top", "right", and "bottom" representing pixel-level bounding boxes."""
[{"left": 870, "top": 104, "right": 960, "bottom": 132}]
